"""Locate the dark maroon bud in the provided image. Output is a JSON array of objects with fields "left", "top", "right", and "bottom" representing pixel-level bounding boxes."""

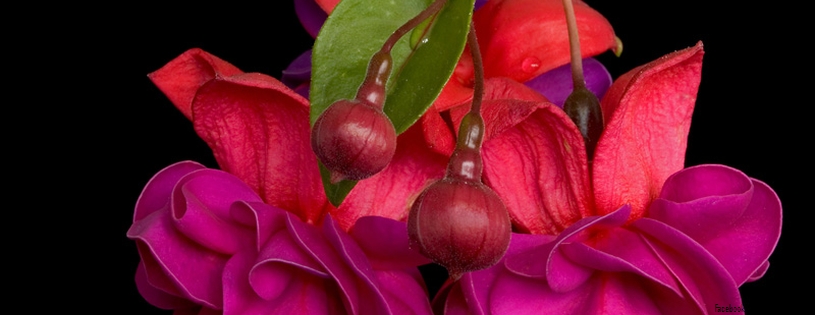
[
  {"left": 563, "top": 86, "right": 603, "bottom": 159},
  {"left": 311, "top": 99, "right": 397, "bottom": 183},
  {"left": 408, "top": 177, "right": 511, "bottom": 280}
]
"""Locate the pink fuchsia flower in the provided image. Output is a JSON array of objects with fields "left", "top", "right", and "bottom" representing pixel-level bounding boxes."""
[
  {"left": 129, "top": 48, "right": 447, "bottom": 314},
  {"left": 436, "top": 43, "right": 782, "bottom": 314}
]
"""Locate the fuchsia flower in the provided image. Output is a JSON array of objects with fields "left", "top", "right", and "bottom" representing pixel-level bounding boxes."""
[
  {"left": 128, "top": 49, "right": 445, "bottom": 314},
  {"left": 436, "top": 43, "right": 782, "bottom": 314}
]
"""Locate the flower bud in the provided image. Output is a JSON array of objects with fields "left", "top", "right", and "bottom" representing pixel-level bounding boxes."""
[
  {"left": 408, "top": 177, "right": 511, "bottom": 279},
  {"left": 311, "top": 99, "right": 397, "bottom": 183}
]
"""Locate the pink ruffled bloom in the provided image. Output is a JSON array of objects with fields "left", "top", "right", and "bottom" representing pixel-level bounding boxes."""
[
  {"left": 127, "top": 49, "right": 447, "bottom": 314},
  {"left": 436, "top": 43, "right": 782, "bottom": 314}
]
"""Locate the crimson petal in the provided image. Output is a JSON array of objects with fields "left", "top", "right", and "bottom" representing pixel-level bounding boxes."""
[
  {"left": 479, "top": 100, "right": 592, "bottom": 234},
  {"left": 192, "top": 72, "right": 327, "bottom": 224},
  {"left": 148, "top": 49, "right": 243, "bottom": 120},
  {"left": 593, "top": 42, "right": 705, "bottom": 220}
]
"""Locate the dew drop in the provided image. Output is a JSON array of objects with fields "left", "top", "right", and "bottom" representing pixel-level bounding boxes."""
[{"left": 521, "top": 57, "right": 541, "bottom": 73}]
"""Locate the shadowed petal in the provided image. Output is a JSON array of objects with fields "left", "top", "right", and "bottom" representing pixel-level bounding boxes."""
[
  {"left": 135, "top": 262, "right": 197, "bottom": 310},
  {"left": 148, "top": 49, "right": 243, "bottom": 120},
  {"left": 135, "top": 161, "right": 206, "bottom": 222},
  {"left": 192, "top": 73, "right": 327, "bottom": 224},
  {"left": 295, "top": 0, "right": 327, "bottom": 38},
  {"left": 349, "top": 216, "right": 430, "bottom": 270},
  {"left": 593, "top": 42, "right": 704, "bottom": 220}
]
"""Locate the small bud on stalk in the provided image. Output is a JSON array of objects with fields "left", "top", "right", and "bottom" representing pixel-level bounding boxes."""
[{"left": 408, "top": 23, "right": 511, "bottom": 280}]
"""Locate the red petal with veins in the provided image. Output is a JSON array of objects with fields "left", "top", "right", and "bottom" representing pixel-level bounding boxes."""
[
  {"left": 192, "top": 72, "right": 328, "bottom": 224},
  {"left": 148, "top": 48, "right": 243, "bottom": 120},
  {"left": 474, "top": 0, "right": 617, "bottom": 83},
  {"left": 478, "top": 100, "right": 591, "bottom": 234},
  {"left": 333, "top": 124, "right": 447, "bottom": 230},
  {"left": 593, "top": 42, "right": 704, "bottom": 220}
]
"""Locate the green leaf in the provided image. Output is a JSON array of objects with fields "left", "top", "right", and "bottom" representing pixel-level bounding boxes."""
[
  {"left": 384, "top": 0, "right": 474, "bottom": 133},
  {"left": 311, "top": 0, "right": 474, "bottom": 206}
]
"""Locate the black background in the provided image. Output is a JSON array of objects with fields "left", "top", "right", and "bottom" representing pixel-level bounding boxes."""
[{"left": 52, "top": 0, "right": 803, "bottom": 313}]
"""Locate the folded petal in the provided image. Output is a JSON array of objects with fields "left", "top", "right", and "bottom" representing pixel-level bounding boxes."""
[
  {"left": 333, "top": 125, "right": 447, "bottom": 230},
  {"left": 135, "top": 161, "right": 205, "bottom": 222},
  {"left": 593, "top": 42, "right": 705, "bottom": 220},
  {"left": 479, "top": 100, "right": 592, "bottom": 234},
  {"left": 171, "top": 169, "right": 260, "bottom": 255},
  {"left": 650, "top": 164, "right": 782, "bottom": 285},
  {"left": 148, "top": 48, "right": 243, "bottom": 120},
  {"left": 135, "top": 262, "right": 197, "bottom": 310},
  {"left": 474, "top": 0, "right": 617, "bottom": 83},
  {"left": 192, "top": 72, "right": 327, "bottom": 224},
  {"left": 128, "top": 204, "right": 227, "bottom": 309},
  {"left": 634, "top": 218, "right": 742, "bottom": 314}
]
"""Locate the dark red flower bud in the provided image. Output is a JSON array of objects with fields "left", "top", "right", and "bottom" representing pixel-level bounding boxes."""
[
  {"left": 408, "top": 177, "right": 511, "bottom": 279},
  {"left": 311, "top": 99, "right": 397, "bottom": 183}
]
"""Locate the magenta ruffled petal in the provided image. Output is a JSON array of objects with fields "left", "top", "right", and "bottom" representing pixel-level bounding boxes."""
[
  {"left": 129, "top": 207, "right": 227, "bottom": 309},
  {"left": 524, "top": 58, "right": 612, "bottom": 107},
  {"left": 349, "top": 216, "right": 430, "bottom": 270},
  {"left": 171, "top": 169, "right": 260, "bottom": 255},
  {"left": 649, "top": 164, "right": 782, "bottom": 285},
  {"left": 634, "top": 218, "right": 742, "bottom": 314},
  {"left": 134, "top": 161, "right": 205, "bottom": 222},
  {"left": 505, "top": 205, "right": 629, "bottom": 292}
]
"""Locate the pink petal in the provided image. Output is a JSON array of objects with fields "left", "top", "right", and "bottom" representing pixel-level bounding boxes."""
[
  {"left": 479, "top": 100, "right": 592, "bottom": 234},
  {"left": 634, "top": 218, "right": 742, "bottom": 314},
  {"left": 348, "top": 216, "right": 430, "bottom": 270},
  {"left": 148, "top": 48, "right": 243, "bottom": 120},
  {"left": 650, "top": 164, "right": 782, "bottom": 285},
  {"left": 593, "top": 42, "right": 705, "bottom": 220},
  {"left": 333, "top": 125, "right": 447, "bottom": 230},
  {"left": 192, "top": 72, "right": 327, "bottom": 224}
]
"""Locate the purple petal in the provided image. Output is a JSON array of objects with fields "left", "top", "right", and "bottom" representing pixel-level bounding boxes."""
[
  {"left": 523, "top": 58, "right": 612, "bottom": 108},
  {"left": 230, "top": 201, "right": 289, "bottom": 252},
  {"left": 649, "top": 164, "right": 782, "bottom": 285},
  {"left": 281, "top": 50, "right": 312, "bottom": 90},
  {"left": 634, "top": 218, "right": 742, "bottom": 314},
  {"left": 295, "top": 0, "right": 327, "bottom": 38},
  {"left": 348, "top": 216, "right": 430, "bottom": 270},
  {"left": 474, "top": 0, "right": 488, "bottom": 11}
]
